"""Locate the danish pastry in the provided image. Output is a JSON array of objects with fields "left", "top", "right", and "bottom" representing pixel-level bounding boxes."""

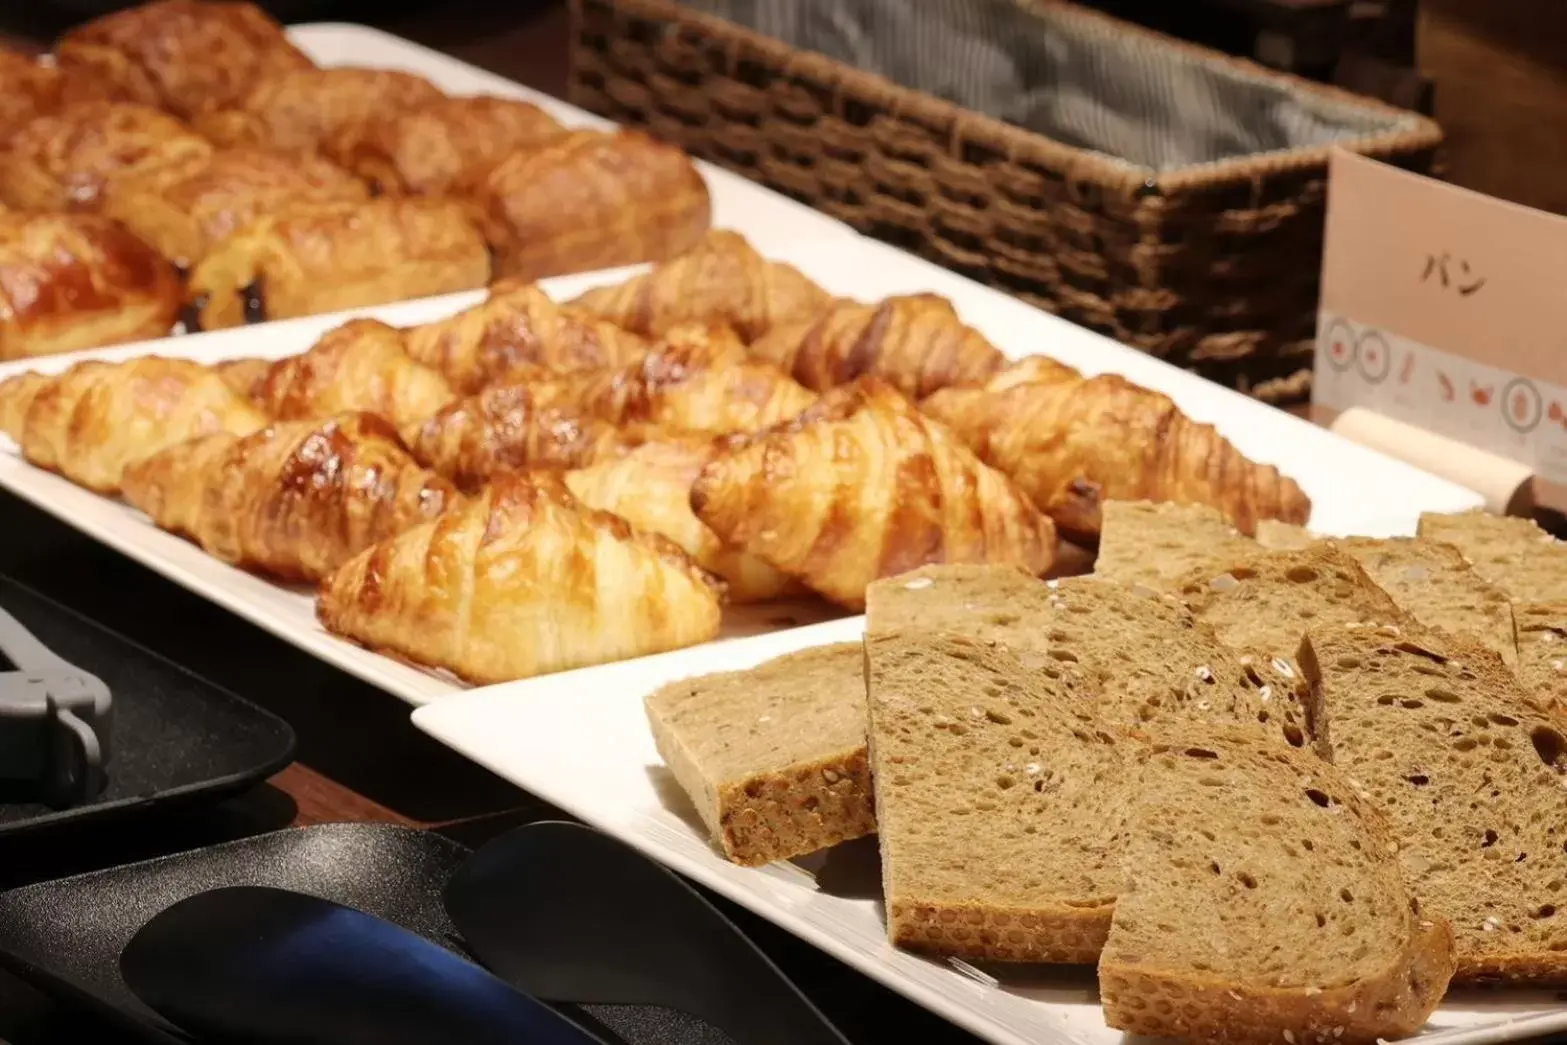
[{"left": 0, "top": 49, "right": 113, "bottom": 139}]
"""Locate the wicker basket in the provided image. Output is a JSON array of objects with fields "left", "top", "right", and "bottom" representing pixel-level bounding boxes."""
[{"left": 568, "top": 0, "right": 1442, "bottom": 403}]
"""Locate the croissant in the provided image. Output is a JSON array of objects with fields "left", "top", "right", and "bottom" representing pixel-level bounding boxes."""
[
  {"left": 212, "top": 356, "right": 273, "bottom": 400},
  {"left": 920, "top": 356, "right": 1312, "bottom": 541},
  {"left": 0, "top": 48, "right": 113, "bottom": 140},
  {"left": 692, "top": 376, "right": 1056, "bottom": 609},
  {"left": 465, "top": 129, "right": 711, "bottom": 282},
  {"left": 402, "top": 280, "right": 649, "bottom": 394},
  {"left": 404, "top": 382, "right": 640, "bottom": 492},
  {"left": 249, "top": 318, "right": 456, "bottom": 430},
  {"left": 122, "top": 412, "right": 457, "bottom": 582},
  {"left": 565, "top": 437, "right": 798, "bottom": 603},
  {"left": 748, "top": 293, "right": 1006, "bottom": 398},
  {"left": 0, "top": 356, "right": 266, "bottom": 493},
  {"left": 569, "top": 229, "right": 831, "bottom": 342},
  {"left": 317, "top": 472, "right": 724, "bottom": 685}
]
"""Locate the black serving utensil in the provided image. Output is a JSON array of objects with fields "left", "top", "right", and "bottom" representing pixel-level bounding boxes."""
[
  {"left": 120, "top": 885, "right": 613, "bottom": 1045},
  {"left": 445, "top": 821, "right": 852, "bottom": 1045}
]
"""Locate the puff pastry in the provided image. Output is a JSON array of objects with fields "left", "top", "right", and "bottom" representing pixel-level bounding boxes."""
[
  {"left": 691, "top": 376, "right": 1057, "bottom": 608},
  {"left": 185, "top": 198, "right": 491, "bottom": 330},
  {"left": 101, "top": 147, "right": 369, "bottom": 272},
  {"left": 921, "top": 356, "right": 1312, "bottom": 541},
  {"left": 569, "top": 229, "right": 830, "bottom": 341},
  {"left": 0, "top": 49, "right": 113, "bottom": 139},
  {"left": 466, "top": 129, "right": 711, "bottom": 282},
  {"left": 0, "top": 101, "right": 213, "bottom": 212},
  {"left": 55, "top": 0, "right": 313, "bottom": 119},
  {"left": 195, "top": 67, "right": 445, "bottom": 158},
  {"left": 249, "top": 319, "right": 455, "bottom": 429},
  {"left": 212, "top": 356, "right": 272, "bottom": 399},
  {"left": 122, "top": 412, "right": 459, "bottom": 583},
  {"left": 338, "top": 94, "right": 563, "bottom": 196},
  {"left": 0, "top": 356, "right": 267, "bottom": 493},
  {"left": 749, "top": 293, "right": 1005, "bottom": 398},
  {"left": 318, "top": 472, "right": 724, "bottom": 685},
  {"left": 0, "top": 212, "right": 182, "bottom": 360},
  {"left": 403, "top": 279, "right": 648, "bottom": 393},
  {"left": 565, "top": 437, "right": 797, "bottom": 603}
]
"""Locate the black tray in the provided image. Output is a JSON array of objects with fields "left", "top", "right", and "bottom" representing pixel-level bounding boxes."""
[{"left": 0, "top": 576, "right": 295, "bottom": 837}]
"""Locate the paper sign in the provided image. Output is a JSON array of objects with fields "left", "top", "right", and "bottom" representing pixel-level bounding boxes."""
[{"left": 1314, "top": 150, "right": 1567, "bottom": 507}]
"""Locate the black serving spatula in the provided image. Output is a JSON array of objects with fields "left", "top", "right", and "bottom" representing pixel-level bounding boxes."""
[
  {"left": 445, "top": 821, "right": 852, "bottom": 1045},
  {"left": 120, "top": 885, "right": 613, "bottom": 1045}
]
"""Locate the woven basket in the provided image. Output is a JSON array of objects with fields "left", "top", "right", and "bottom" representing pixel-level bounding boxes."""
[{"left": 568, "top": 0, "right": 1442, "bottom": 403}]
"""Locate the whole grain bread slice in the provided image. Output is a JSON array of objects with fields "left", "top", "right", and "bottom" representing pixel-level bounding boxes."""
[
  {"left": 1095, "top": 500, "right": 1258, "bottom": 591},
  {"left": 1100, "top": 727, "right": 1455, "bottom": 1044},
  {"left": 864, "top": 628, "right": 1123, "bottom": 962},
  {"left": 1514, "top": 602, "right": 1567, "bottom": 726},
  {"left": 1300, "top": 623, "right": 1567, "bottom": 983},
  {"left": 1418, "top": 509, "right": 1567, "bottom": 602},
  {"left": 645, "top": 643, "right": 874, "bottom": 866}
]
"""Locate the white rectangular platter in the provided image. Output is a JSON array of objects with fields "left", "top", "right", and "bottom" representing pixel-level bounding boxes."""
[
  {"left": 0, "top": 22, "right": 1485, "bottom": 713},
  {"left": 412, "top": 620, "right": 1567, "bottom": 1045}
]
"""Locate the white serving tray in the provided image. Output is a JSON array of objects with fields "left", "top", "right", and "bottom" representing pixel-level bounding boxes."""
[{"left": 412, "top": 619, "right": 1567, "bottom": 1045}]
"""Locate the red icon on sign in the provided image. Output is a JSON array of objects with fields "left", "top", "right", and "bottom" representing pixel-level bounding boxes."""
[
  {"left": 1438, "top": 372, "right": 1455, "bottom": 402},
  {"left": 1399, "top": 354, "right": 1415, "bottom": 384},
  {"left": 1471, "top": 381, "right": 1494, "bottom": 407},
  {"left": 1552, "top": 401, "right": 1564, "bottom": 423}
]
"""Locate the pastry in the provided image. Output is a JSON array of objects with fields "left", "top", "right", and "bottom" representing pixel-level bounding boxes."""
[
  {"left": 749, "top": 293, "right": 1006, "bottom": 398},
  {"left": 403, "top": 279, "right": 648, "bottom": 393},
  {"left": 0, "top": 356, "right": 266, "bottom": 493},
  {"left": 54, "top": 0, "right": 313, "bottom": 119},
  {"left": 0, "top": 49, "right": 113, "bottom": 139},
  {"left": 248, "top": 318, "right": 455, "bottom": 429},
  {"left": 122, "top": 411, "right": 459, "bottom": 583},
  {"left": 569, "top": 229, "right": 830, "bottom": 341},
  {"left": 922, "top": 356, "right": 1312, "bottom": 541},
  {"left": 184, "top": 197, "right": 491, "bottom": 330},
  {"left": 0, "top": 101, "right": 212, "bottom": 212},
  {"left": 338, "top": 94, "right": 562, "bottom": 196},
  {"left": 101, "top": 146, "right": 369, "bottom": 272},
  {"left": 212, "top": 356, "right": 272, "bottom": 399},
  {"left": 317, "top": 472, "right": 724, "bottom": 685},
  {"left": 466, "top": 129, "right": 710, "bottom": 281},
  {"left": 0, "top": 211, "right": 181, "bottom": 360},
  {"left": 692, "top": 376, "right": 1057, "bottom": 608}
]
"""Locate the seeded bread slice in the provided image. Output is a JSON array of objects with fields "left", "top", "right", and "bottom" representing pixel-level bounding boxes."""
[
  {"left": 1417, "top": 510, "right": 1567, "bottom": 602},
  {"left": 1514, "top": 602, "right": 1567, "bottom": 726},
  {"left": 1100, "top": 728, "right": 1456, "bottom": 1044},
  {"left": 864, "top": 629, "right": 1122, "bottom": 962},
  {"left": 1255, "top": 519, "right": 1316, "bottom": 551},
  {"left": 645, "top": 643, "right": 874, "bottom": 867},
  {"left": 1095, "top": 500, "right": 1258, "bottom": 591},
  {"left": 1338, "top": 537, "right": 1517, "bottom": 665},
  {"left": 1300, "top": 624, "right": 1567, "bottom": 983}
]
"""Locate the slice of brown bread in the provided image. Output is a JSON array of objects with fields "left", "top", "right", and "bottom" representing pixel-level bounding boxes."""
[
  {"left": 867, "top": 565, "right": 1289, "bottom": 741},
  {"left": 1095, "top": 500, "right": 1258, "bottom": 591},
  {"left": 1300, "top": 623, "right": 1567, "bottom": 983},
  {"left": 645, "top": 643, "right": 875, "bottom": 867},
  {"left": 1514, "top": 602, "right": 1567, "bottom": 726},
  {"left": 1418, "top": 509, "right": 1567, "bottom": 602},
  {"left": 1100, "top": 727, "right": 1455, "bottom": 1044},
  {"left": 864, "top": 629, "right": 1122, "bottom": 962},
  {"left": 1338, "top": 537, "right": 1517, "bottom": 665},
  {"left": 1256, "top": 519, "right": 1316, "bottom": 550}
]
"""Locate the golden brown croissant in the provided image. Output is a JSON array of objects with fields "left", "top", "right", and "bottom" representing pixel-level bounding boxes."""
[
  {"left": 403, "top": 382, "right": 640, "bottom": 493},
  {"left": 101, "top": 147, "right": 370, "bottom": 272},
  {"left": 569, "top": 229, "right": 831, "bottom": 342},
  {"left": 0, "top": 48, "right": 113, "bottom": 139},
  {"left": 691, "top": 376, "right": 1057, "bottom": 608},
  {"left": 338, "top": 94, "right": 563, "bottom": 196},
  {"left": 54, "top": 0, "right": 313, "bottom": 120},
  {"left": 402, "top": 280, "right": 649, "bottom": 394},
  {"left": 0, "top": 101, "right": 213, "bottom": 212},
  {"left": 465, "top": 129, "right": 711, "bottom": 282},
  {"left": 317, "top": 471, "right": 724, "bottom": 685},
  {"left": 565, "top": 436, "right": 797, "bottom": 603},
  {"left": 748, "top": 293, "right": 1006, "bottom": 398},
  {"left": 122, "top": 412, "right": 459, "bottom": 583},
  {"left": 920, "top": 356, "right": 1312, "bottom": 541},
  {"left": 212, "top": 356, "right": 273, "bottom": 399},
  {"left": 185, "top": 198, "right": 491, "bottom": 330},
  {"left": 0, "top": 212, "right": 182, "bottom": 360},
  {"left": 0, "top": 356, "right": 266, "bottom": 493},
  {"left": 249, "top": 318, "right": 456, "bottom": 429},
  {"left": 194, "top": 67, "right": 445, "bottom": 157}
]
